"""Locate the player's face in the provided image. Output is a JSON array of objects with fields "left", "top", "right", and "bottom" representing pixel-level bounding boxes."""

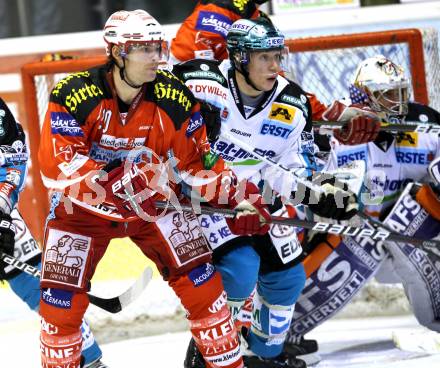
[
  {"left": 247, "top": 50, "right": 284, "bottom": 91},
  {"left": 373, "top": 87, "right": 409, "bottom": 116},
  {"left": 123, "top": 42, "right": 167, "bottom": 83}
]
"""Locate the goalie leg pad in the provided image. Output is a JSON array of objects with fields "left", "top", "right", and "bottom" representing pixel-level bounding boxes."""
[
  {"left": 170, "top": 267, "right": 243, "bottom": 368},
  {"left": 247, "top": 265, "right": 306, "bottom": 358},
  {"left": 290, "top": 223, "right": 386, "bottom": 338},
  {"left": 381, "top": 183, "right": 440, "bottom": 331}
]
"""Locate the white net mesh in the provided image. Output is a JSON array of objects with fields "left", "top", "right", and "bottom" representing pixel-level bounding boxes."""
[
  {"left": 285, "top": 28, "right": 440, "bottom": 111},
  {"left": 422, "top": 28, "right": 440, "bottom": 111},
  {"left": 35, "top": 73, "right": 69, "bottom": 127}
]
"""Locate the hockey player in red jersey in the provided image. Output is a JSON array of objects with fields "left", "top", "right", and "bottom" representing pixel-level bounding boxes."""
[
  {"left": 37, "top": 9, "right": 272, "bottom": 368},
  {"left": 170, "top": 0, "right": 268, "bottom": 63}
]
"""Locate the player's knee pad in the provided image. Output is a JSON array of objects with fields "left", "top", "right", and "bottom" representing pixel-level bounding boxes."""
[
  {"left": 41, "top": 329, "right": 83, "bottom": 368},
  {"left": 215, "top": 244, "right": 260, "bottom": 302},
  {"left": 80, "top": 319, "right": 102, "bottom": 366},
  {"left": 8, "top": 268, "right": 41, "bottom": 311}
]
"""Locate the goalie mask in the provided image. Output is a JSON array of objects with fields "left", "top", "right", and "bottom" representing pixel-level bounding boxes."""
[{"left": 350, "top": 55, "right": 409, "bottom": 121}]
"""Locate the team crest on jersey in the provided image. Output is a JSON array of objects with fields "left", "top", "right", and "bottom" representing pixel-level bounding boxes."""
[
  {"left": 260, "top": 119, "right": 293, "bottom": 139},
  {"left": 268, "top": 103, "right": 296, "bottom": 125},
  {"left": 396, "top": 132, "right": 417, "bottom": 147},
  {"left": 395, "top": 148, "right": 434, "bottom": 165}
]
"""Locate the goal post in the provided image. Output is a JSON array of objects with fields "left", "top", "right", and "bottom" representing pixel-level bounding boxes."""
[
  {"left": 20, "top": 28, "right": 439, "bottom": 243},
  {"left": 21, "top": 55, "right": 106, "bottom": 242}
]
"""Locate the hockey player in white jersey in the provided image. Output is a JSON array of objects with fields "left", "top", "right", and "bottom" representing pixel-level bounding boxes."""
[
  {"left": 172, "top": 17, "right": 358, "bottom": 368},
  {"left": 287, "top": 55, "right": 440, "bottom": 354},
  {"left": 0, "top": 97, "right": 108, "bottom": 368}
]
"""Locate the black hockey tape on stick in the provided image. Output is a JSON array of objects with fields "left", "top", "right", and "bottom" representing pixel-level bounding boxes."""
[
  {"left": 0, "top": 251, "right": 153, "bottom": 313},
  {"left": 313, "top": 120, "right": 440, "bottom": 135},
  {"left": 155, "top": 201, "right": 440, "bottom": 250}
]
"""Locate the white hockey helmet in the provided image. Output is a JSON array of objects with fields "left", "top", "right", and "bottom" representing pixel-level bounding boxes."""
[
  {"left": 351, "top": 55, "right": 409, "bottom": 120},
  {"left": 103, "top": 10, "right": 168, "bottom": 60}
]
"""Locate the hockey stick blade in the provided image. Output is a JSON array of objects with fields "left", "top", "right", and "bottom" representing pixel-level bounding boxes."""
[
  {"left": 88, "top": 266, "right": 153, "bottom": 313},
  {"left": 0, "top": 251, "right": 153, "bottom": 313},
  {"left": 154, "top": 201, "right": 440, "bottom": 249}
]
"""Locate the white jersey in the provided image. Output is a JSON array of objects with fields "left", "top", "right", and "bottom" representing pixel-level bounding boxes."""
[
  {"left": 173, "top": 59, "right": 316, "bottom": 197},
  {"left": 326, "top": 131, "right": 440, "bottom": 217}
]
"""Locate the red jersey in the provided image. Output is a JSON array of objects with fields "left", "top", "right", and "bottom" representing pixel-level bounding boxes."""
[
  {"left": 170, "top": 0, "right": 261, "bottom": 62},
  {"left": 38, "top": 64, "right": 230, "bottom": 221}
]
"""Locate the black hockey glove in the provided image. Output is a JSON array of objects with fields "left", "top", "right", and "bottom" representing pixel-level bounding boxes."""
[
  {"left": 296, "top": 173, "right": 359, "bottom": 221},
  {"left": 0, "top": 212, "right": 16, "bottom": 280},
  {"left": 198, "top": 100, "right": 221, "bottom": 143}
]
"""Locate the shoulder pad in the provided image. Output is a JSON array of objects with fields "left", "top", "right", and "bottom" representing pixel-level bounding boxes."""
[
  {"left": 407, "top": 102, "right": 440, "bottom": 125},
  {"left": 153, "top": 70, "right": 197, "bottom": 130},
  {"left": 173, "top": 60, "right": 226, "bottom": 86},
  {"left": 0, "top": 98, "right": 24, "bottom": 146},
  {"left": 201, "top": 0, "right": 257, "bottom": 17},
  {"left": 276, "top": 82, "right": 310, "bottom": 118},
  {"left": 49, "top": 66, "right": 111, "bottom": 124}
]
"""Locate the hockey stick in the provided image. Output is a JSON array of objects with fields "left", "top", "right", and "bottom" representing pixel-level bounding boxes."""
[
  {"left": 154, "top": 201, "right": 440, "bottom": 249},
  {"left": 220, "top": 130, "right": 324, "bottom": 194},
  {"left": 0, "top": 251, "right": 153, "bottom": 313},
  {"left": 313, "top": 120, "right": 440, "bottom": 135},
  {"left": 357, "top": 212, "right": 440, "bottom": 257}
]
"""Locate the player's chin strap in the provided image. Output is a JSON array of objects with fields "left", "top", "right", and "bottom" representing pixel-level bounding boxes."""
[
  {"left": 118, "top": 59, "right": 143, "bottom": 89},
  {"left": 233, "top": 54, "right": 263, "bottom": 92},
  {"left": 0, "top": 251, "right": 153, "bottom": 313}
]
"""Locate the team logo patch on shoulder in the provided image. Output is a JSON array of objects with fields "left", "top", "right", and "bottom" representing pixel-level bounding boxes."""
[
  {"left": 186, "top": 111, "right": 204, "bottom": 137},
  {"left": 50, "top": 112, "right": 83, "bottom": 137},
  {"left": 182, "top": 70, "right": 225, "bottom": 84},
  {"left": 280, "top": 94, "right": 308, "bottom": 117},
  {"left": 269, "top": 103, "right": 296, "bottom": 124},
  {"left": 195, "top": 11, "right": 232, "bottom": 38}
]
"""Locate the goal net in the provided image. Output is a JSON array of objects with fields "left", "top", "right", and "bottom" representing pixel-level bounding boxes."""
[{"left": 22, "top": 28, "right": 435, "bottom": 341}]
